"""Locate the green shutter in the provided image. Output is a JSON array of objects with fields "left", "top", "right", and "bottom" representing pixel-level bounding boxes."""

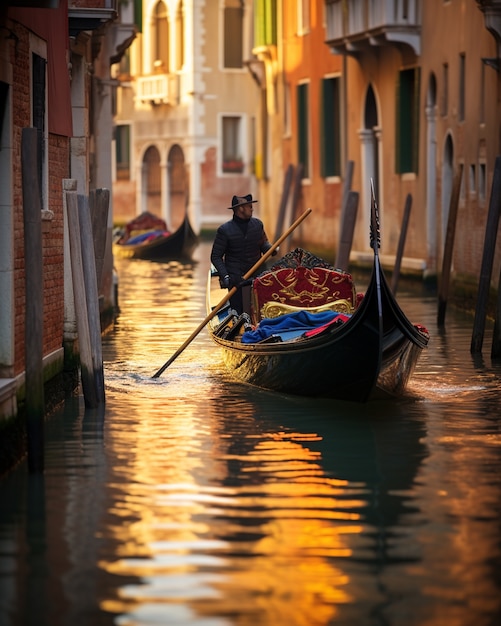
[
  {"left": 396, "top": 68, "right": 420, "bottom": 174},
  {"left": 135, "top": 0, "right": 143, "bottom": 33},
  {"left": 255, "top": 0, "right": 277, "bottom": 47},
  {"left": 321, "top": 77, "right": 341, "bottom": 178},
  {"left": 412, "top": 68, "right": 420, "bottom": 174},
  {"left": 265, "top": 0, "right": 277, "bottom": 45},
  {"left": 297, "top": 83, "right": 309, "bottom": 178}
]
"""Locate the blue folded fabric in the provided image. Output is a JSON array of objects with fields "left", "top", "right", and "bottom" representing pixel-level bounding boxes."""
[
  {"left": 125, "top": 230, "right": 166, "bottom": 245},
  {"left": 241, "top": 310, "right": 340, "bottom": 344}
]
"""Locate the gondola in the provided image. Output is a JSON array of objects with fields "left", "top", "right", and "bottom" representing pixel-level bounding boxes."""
[
  {"left": 206, "top": 199, "right": 429, "bottom": 403},
  {"left": 113, "top": 211, "right": 198, "bottom": 261}
]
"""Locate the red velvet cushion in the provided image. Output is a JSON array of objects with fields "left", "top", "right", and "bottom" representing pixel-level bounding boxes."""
[{"left": 252, "top": 266, "right": 356, "bottom": 322}]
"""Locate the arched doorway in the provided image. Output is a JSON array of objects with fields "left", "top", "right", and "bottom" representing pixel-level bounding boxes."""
[
  {"left": 168, "top": 144, "right": 187, "bottom": 229},
  {"left": 441, "top": 134, "right": 454, "bottom": 262},
  {"left": 426, "top": 73, "right": 438, "bottom": 273},
  {"left": 143, "top": 145, "right": 161, "bottom": 216},
  {"left": 359, "top": 84, "right": 381, "bottom": 248}
]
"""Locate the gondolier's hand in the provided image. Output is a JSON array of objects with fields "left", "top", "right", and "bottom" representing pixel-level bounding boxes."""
[{"left": 220, "top": 275, "right": 231, "bottom": 289}]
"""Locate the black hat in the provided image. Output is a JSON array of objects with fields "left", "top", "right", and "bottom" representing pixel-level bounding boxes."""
[{"left": 227, "top": 194, "right": 258, "bottom": 210}]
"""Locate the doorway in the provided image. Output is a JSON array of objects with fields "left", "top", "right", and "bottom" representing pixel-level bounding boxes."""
[{"left": 167, "top": 144, "right": 186, "bottom": 229}]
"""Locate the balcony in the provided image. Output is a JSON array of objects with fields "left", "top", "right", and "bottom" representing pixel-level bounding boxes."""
[
  {"left": 135, "top": 73, "right": 180, "bottom": 106},
  {"left": 325, "top": 0, "right": 421, "bottom": 56},
  {"left": 477, "top": 1, "right": 501, "bottom": 61}
]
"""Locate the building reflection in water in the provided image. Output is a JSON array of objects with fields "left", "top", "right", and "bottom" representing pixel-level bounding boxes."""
[{"left": 94, "top": 376, "right": 428, "bottom": 625}]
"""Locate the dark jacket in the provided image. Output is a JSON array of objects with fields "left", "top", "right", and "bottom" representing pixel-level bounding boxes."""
[{"left": 211, "top": 215, "right": 272, "bottom": 284}]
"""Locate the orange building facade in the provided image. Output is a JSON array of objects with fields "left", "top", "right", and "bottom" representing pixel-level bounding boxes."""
[{"left": 255, "top": 0, "right": 501, "bottom": 292}]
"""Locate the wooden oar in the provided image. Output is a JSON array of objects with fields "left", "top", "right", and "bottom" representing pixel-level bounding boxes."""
[{"left": 152, "top": 207, "right": 312, "bottom": 378}]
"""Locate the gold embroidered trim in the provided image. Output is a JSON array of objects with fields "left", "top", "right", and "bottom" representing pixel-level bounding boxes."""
[{"left": 260, "top": 299, "right": 354, "bottom": 319}]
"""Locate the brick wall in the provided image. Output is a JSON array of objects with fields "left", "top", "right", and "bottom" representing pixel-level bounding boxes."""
[
  {"left": 10, "top": 21, "right": 70, "bottom": 376},
  {"left": 43, "top": 134, "right": 69, "bottom": 357}
]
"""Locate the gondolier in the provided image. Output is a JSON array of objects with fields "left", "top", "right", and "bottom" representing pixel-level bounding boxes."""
[
  {"left": 205, "top": 188, "right": 430, "bottom": 402},
  {"left": 210, "top": 194, "right": 276, "bottom": 314}
]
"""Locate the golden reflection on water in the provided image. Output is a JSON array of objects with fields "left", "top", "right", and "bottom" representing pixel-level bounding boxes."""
[
  {"left": 97, "top": 380, "right": 362, "bottom": 625},
  {"left": 3, "top": 249, "right": 501, "bottom": 626},
  {"left": 91, "top": 251, "right": 501, "bottom": 626}
]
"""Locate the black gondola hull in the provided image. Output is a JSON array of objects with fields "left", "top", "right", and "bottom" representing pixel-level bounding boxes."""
[
  {"left": 207, "top": 255, "right": 428, "bottom": 402},
  {"left": 114, "top": 214, "right": 198, "bottom": 261}
]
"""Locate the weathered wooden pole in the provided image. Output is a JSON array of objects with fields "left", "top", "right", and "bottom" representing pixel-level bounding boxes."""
[
  {"left": 66, "top": 191, "right": 99, "bottom": 408},
  {"left": 282, "top": 163, "right": 304, "bottom": 253},
  {"left": 78, "top": 194, "right": 105, "bottom": 406},
  {"left": 437, "top": 164, "right": 463, "bottom": 326},
  {"left": 22, "top": 128, "right": 44, "bottom": 473},
  {"left": 340, "top": 160, "right": 354, "bottom": 220},
  {"left": 273, "top": 164, "right": 294, "bottom": 242},
  {"left": 335, "top": 191, "right": 358, "bottom": 270},
  {"left": 290, "top": 163, "right": 304, "bottom": 225},
  {"left": 492, "top": 267, "right": 501, "bottom": 359},
  {"left": 335, "top": 160, "right": 355, "bottom": 268},
  {"left": 391, "top": 193, "right": 412, "bottom": 294},
  {"left": 471, "top": 156, "right": 501, "bottom": 354},
  {"left": 89, "top": 188, "right": 110, "bottom": 291}
]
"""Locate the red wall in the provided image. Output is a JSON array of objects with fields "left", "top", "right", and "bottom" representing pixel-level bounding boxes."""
[{"left": 9, "top": 18, "right": 70, "bottom": 376}]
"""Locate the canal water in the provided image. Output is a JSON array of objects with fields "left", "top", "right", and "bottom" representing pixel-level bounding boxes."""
[{"left": 1, "top": 242, "right": 501, "bottom": 626}]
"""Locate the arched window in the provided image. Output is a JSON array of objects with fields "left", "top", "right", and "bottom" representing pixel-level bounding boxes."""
[
  {"left": 175, "top": 0, "right": 184, "bottom": 71},
  {"left": 153, "top": 1, "right": 169, "bottom": 72}
]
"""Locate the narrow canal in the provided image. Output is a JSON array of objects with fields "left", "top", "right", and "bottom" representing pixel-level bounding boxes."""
[{"left": 1, "top": 242, "right": 501, "bottom": 626}]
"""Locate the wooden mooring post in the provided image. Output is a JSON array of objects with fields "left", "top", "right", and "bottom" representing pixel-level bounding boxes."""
[
  {"left": 341, "top": 160, "right": 354, "bottom": 222},
  {"left": 66, "top": 191, "right": 102, "bottom": 408},
  {"left": 273, "top": 164, "right": 294, "bottom": 242},
  {"left": 78, "top": 194, "right": 105, "bottom": 405},
  {"left": 391, "top": 194, "right": 412, "bottom": 295},
  {"left": 471, "top": 155, "right": 501, "bottom": 355},
  {"left": 22, "top": 128, "right": 44, "bottom": 473},
  {"left": 437, "top": 165, "right": 463, "bottom": 326},
  {"left": 335, "top": 161, "right": 356, "bottom": 270},
  {"left": 89, "top": 188, "right": 110, "bottom": 290},
  {"left": 282, "top": 163, "right": 304, "bottom": 253},
  {"left": 335, "top": 191, "right": 358, "bottom": 271},
  {"left": 493, "top": 267, "right": 501, "bottom": 358}
]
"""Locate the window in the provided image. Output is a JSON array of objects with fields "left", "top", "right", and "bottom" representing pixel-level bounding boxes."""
[
  {"left": 0, "top": 81, "right": 8, "bottom": 146},
  {"left": 480, "top": 60, "right": 485, "bottom": 124},
  {"left": 297, "top": 0, "right": 310, "bottom": 35},
  {"left": 469, "top": 163, "right": 476, "bottom": 196},
  {"left": 321, "top": 76, "right": 341, "bottom": 178},
  {"left": 32, "top": 52, "right": 46, "bottom": 210},
  {"left": 478, "top": 161, "right": 486, "bottom": 203},
  {"left": 175, "top": 0, "right": 184, "bottom": 70},
  {"left": 396, "top": 68, "right": 420, "bottom": 174},
  {"left": 254, "top": 0, "right": 277, "bottom": 47},
  {"left": 459, "top": 53, "right": 465, "bottom": 122},
  {"left": 116, "top": 125, "right": 131, "bottom": 180},
  {"left": 441, "top": 62, "right": 448, "bottom": 116},
  {"left": 283, "top": 80, "right": 291, "bottom": 137},
  {"left": 224, "top": 0, "right": 244, "bottom": 69},
  {"left": 222, "top": 116, "right": 244, "bottom": 173},
  {"left": 297, "top": 82, "right": 309, "bottom": 178},
  {"left": 153, "top": 1, "right": 169, "bottom": 72},
  {"left": 118, "top": 48, "right": 131, "bottom": 77}
]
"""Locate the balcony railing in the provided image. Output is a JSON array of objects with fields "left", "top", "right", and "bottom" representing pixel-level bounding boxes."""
[
  {"left": 135, "top": 73, "right": 180, "bottom": 106},
  {"left": 325, "top": 0, "right": 421, "bottom": 55}
]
